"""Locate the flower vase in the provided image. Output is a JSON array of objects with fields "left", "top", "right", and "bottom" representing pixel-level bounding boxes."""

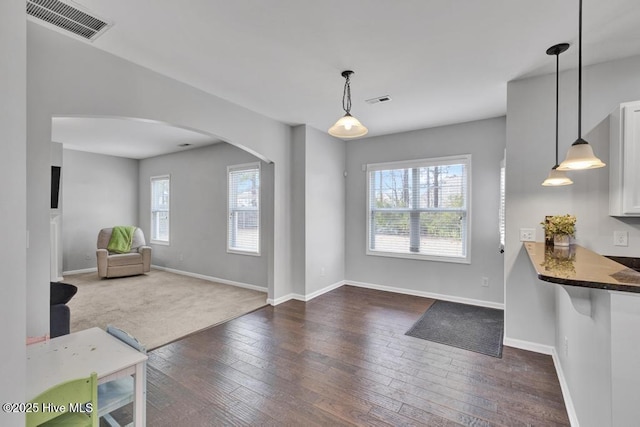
[{"left": 553, "top": 234, "right": 570, "bottom": 247}]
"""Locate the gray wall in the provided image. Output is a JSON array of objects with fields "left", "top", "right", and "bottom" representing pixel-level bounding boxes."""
[
  {"left": 290, "top": 125, "right": 346, "bottom": 297},
  {"left": 26, "top": 21, "right": 291, "bottom": 335},
  {"left": 291, "top": 126, "right": 306, "bottom": 296},
  {"left": 61, "top": 149, "right": 139, "bottom": 272},
  {"left": 505, "top": 54, "right": 640, "bottom": 426},
  {"left": 305, "top": 127, "right": 346, "bottom": 295},
  {"left": 138, "top": 143, "right": 272, "bottom": 289},
  {"left": 345, "top": 117, "right": 506, "bottom": 305},
  {"left": 0, "top": 0, "right": 26, "bottom": 424}
]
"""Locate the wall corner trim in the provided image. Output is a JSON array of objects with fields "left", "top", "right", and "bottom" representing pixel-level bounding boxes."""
[{"left": 268, "top": 280, "right": 346, "bottom": 306}]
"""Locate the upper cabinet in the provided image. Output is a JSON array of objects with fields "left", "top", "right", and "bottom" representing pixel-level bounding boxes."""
[{"left": 610, "top": 101, "right": 640, "bottom": 216}]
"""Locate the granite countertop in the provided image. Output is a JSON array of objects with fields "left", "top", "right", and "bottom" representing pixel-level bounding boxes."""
[{"left": 524, "top": 242, "right": 640, "bottom": 293}]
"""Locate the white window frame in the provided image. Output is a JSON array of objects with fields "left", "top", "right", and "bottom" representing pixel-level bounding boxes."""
[
  {"left": 365, "top": 154, "right": 471, "bottom": 264},
  {"left": 499, "top": 154, "right": 506, "bottom": 253},
  {"left": 150, "top": 174, "right": 170, "bottom": 245},
  {"left": 227, "top": 162, "right": 261, "bottom": 256}
]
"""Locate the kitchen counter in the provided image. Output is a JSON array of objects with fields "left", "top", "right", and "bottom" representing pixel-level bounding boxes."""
[{"left": 524, "top": 242, "right": 640, "bottom": 293}]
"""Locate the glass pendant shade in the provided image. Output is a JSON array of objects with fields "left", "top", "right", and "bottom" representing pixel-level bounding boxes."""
[
  {"left": 328, "top": 113, "right": 368, "bottom": 138},
  {"left": 557, "top": 0, "right": 605, "bottom": 172},
  {"left": 542, "top": 166, "right": 573, "bottom": 186},
  {"left": 542, "top": 43, "right": 573, "bottom": 187},
  {"left": 557, "top": 139, "right": 606, "bottom": 170},
  {"left": 328, "top": 70, "right": 368, "bottom": 139}
]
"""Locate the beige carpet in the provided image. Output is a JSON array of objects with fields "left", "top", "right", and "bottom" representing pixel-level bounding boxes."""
[{"left": 64, "top": 269, "right": 267, "bottom": 350}]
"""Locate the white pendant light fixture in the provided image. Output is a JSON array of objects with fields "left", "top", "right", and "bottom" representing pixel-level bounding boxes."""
[
  {"left": 558, "top": 0, "right": 605, "bottom": 170},
  {"left": 328, "top": 70, "right": 368, "bottom": 139},
  {"left": 543, "top": 43, "right": 573, "bottom": 186}
]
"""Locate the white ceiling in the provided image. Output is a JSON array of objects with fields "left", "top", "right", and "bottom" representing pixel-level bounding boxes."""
[
  {"left": 46, "top": 0, "right": 640, "bottom": 158},
  {"left": 52, "top": 117, "right": 221, "bottom": 159}
]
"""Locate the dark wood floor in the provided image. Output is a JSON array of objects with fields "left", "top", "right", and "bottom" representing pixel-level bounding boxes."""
[{"left": 126, "top": 286, "right": 570, "bottom": 426}]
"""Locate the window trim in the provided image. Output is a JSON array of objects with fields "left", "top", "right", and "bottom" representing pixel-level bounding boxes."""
[
  {"left": 150, "top": 174, "right": 170, "bottom": 245},
  {"left": 227, "top": 162, "right": 261, "bottom": 256},
  {"left": 365, "top": 154, "right": 472, "bottom": 264}
]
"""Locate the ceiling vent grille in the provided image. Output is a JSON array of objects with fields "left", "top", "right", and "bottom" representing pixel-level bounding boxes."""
[
  {"left": 26, "top": 0, "right": 111, "bottom": 41},
  {"left": 365, "top": 95, "right": 392, "bottom": 105}
]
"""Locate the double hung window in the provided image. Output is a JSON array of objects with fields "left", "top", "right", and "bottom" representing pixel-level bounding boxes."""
[
  {"left": 366, "top": 155, "right": 471, "bottom": 263},
  {"left": 228, "top": 163, "right": 260, "bottom": 255},
  {"left": 150, "top": 175, "right": 170, "bottom": 243}
]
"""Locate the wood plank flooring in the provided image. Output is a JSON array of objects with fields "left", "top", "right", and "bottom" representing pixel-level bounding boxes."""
[{"left": 117, "top": 286, "right": 570, "bottom": 426}]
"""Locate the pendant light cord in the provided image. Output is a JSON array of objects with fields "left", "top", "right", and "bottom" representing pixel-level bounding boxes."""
[
  {"left": 555, "top": 52, "right": 560, "bottom": 167},
  {"left": 342, "top": 74, "right": 352, "bottom": 114},
  {"left": 578, "top": 0, "right": 583, "bottom": 140}
]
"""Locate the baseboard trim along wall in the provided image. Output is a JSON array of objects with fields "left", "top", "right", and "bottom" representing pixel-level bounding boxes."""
[
  {"left": 504, "top": 337, "right": 579, "bottom": 427},
  {"left": 551, "top": 348, "right": 580, "bottom": 427},
  {"left": 346, "top": 280, "right": 505, "bottom": 310},
  {"left": 502, "top": 337, "right": 553, "bottom": 355},
  {"left": 62, "top": 267, "right": 97, "bottom": 276},
  {"left": 152, "top": 265, "right": 267, "bottom": 293},
  {"left": 267, "top": 280, "right": 346, "bottom": 306}
]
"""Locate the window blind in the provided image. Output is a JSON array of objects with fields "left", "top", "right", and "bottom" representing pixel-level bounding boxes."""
[
  {"left": 367, "top": 155, "right": 470, "bottom": 263},
  {"left": 151, "top": 175, "right": 170, "bottom": 242},
  {"left": 228, "top": 163, "right": 260, "bottom": 254},
  {"left": 499, "top": 158, "right": 506, "bottom": 252}
]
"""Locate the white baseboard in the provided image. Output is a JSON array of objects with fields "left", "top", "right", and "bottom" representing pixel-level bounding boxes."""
[
  {"left": 551, "top": 348, "right": 580, "bottom": 427},
  {"left": 62, "top": 267, "right": 97, "bottom": 276},
  {"left": 267, "top": 280, "right": 346, "bottom": 306},
  {"left": 345, "top": 280, "right": 504, "bottom": 310},
  {"left": 301, "top": 280, "right": 345, "bottom": 302},
  {"left": 151, "top": 265, "right": 267, "bottom": 293},
  {"left": 267, "top": 293, "right": 304, "bottom": 306},
  {"left": 504, "top": 338, "right": 579, "bottom": 427},
  {"left": 502, "top": 337, "right": 554, "bottom": 355}
]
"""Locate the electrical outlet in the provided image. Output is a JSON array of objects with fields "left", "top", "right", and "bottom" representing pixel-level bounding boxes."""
[
  {"left": 614, "top": 231, "right": 629, "bottom": 247},
  {"left": 178, "top": 253, "right": 184, "bottom": 262},
  {"left": 520, "top": 228, "right": 536, "bottom": 242},
  {"left": 481, "top": 277, "right": 489, "bottom": 287},
  {"left": 320, "top": 267, "right": 326, "bottom": 277}
]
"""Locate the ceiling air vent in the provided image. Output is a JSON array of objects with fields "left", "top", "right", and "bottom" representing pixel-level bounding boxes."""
[
  {"left": 365, "top": 95, "right": 392, "bottom": 105},
  {"left": 26, "top": 0, "right": 112, "bottom": 41}
]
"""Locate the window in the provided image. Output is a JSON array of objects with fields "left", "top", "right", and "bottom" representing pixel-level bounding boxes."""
[
  {"left": 499, "top": 156, "right": 506, "bottom": 253},
  {"left": 366, "top": 155, "right": 471, "bottom": 263},
  {"left": 150, "top": 175, "right": 170, "bottom": 243},
  {"left": 228, "top": 163, "right": 260, "bottom": 255}
]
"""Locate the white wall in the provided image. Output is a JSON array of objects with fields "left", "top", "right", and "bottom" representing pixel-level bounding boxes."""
[
  {"left": 26, "top": 21, "right": 292, "bottom": 335},
  {"left": 291, "top": 126, "right": 306, "bottom": 296},
  {"left": 138, "top": 143, "right": 272, "bottom": 289},
  {"left": 305, "top": 127, "right": 346, "bottom": 295},
  {"left": 61, "top": 149, "right": 139, "bottom": 272},
  {"left": 290, "top": 125, "right": 346, "bottom": 299},
  {"left": 345, "top": 117, "right": 506, "bottom": 306},
  {"left": 0, "top": 0, "right": 26, "bottom": 424},
  {"left": 505, "top": 54, "right": 640, "bottom": 426}
]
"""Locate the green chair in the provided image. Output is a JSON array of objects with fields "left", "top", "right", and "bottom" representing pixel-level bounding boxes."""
[{"left": 27, "top": 372, "right": 98, "bottom": 427}]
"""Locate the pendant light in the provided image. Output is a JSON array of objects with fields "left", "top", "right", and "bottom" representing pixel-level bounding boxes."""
[
  {"left": 542, "top": 43, "right": 573, "bottom": 186},
  {"left": 328, "top": 70, "right": 368, "bottom": 139},
  {"left": 557, "top": 0, "right": 605, "bottom": 170}
]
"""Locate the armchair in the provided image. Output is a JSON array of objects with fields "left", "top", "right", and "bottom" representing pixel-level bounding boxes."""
[{"left": 96, "top": 227, "right": 151, "bottom": 278}]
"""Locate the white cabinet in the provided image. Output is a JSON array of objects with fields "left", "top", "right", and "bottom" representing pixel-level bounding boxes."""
[{"left": 610, "top": 100, "right": 640, "bottom": 216}]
